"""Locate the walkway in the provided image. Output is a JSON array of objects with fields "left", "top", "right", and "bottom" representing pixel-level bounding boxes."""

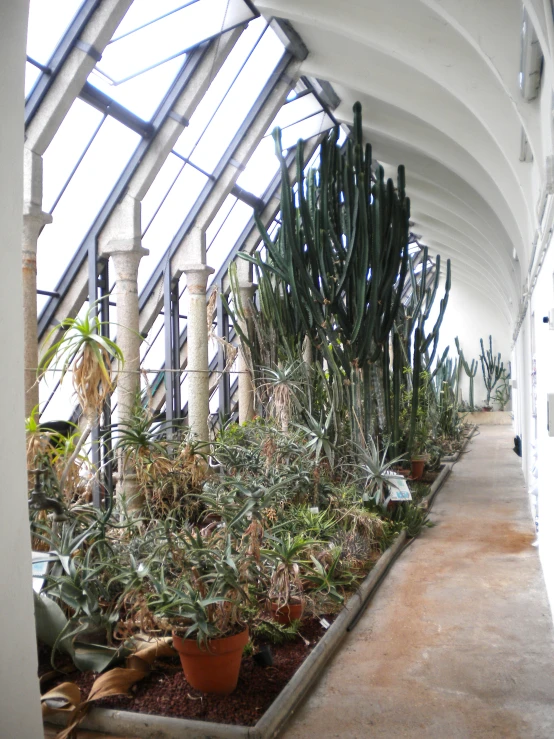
[{"left": 284, "top": 425, "right": 554, "bottom": 739}]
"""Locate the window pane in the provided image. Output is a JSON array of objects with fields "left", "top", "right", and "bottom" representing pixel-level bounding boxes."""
[
  {"left": 269, "top": 93, "right": 323, "bottom": 131},
  {"left": 236, "top": 135, "right": 279, "bottom": 197},
  {"left": 141, "top": 153, "right": 184, "bottom": 228},
  {"left": 278, "top": 111, "right": 335, "bottom": 151},
  {"left": 207, "top": 199, "right": 253, "bottom": 283},
  {"left": 38, "top": 119, "right": 141, "bottom": 293},
  {"left": 186, "top": 27, "right": 285, "bottom": 173},
  {"left": 27, "top": 0, "right": 84, "bottom": 65},
  {"left": 98, "top": 0, "right": 255, "bottom": 84},
  {"left": 88, "top": 55, "right": 185, "bottom": 121},
  {"left": 139, "top": 166, "right": 209, "bottom": 291},
  {"left": 173, "top": 19, "right": 267, "bottom": 160},
  {"left": 42, "top": 99, "right": 104, "bottom": 213}
]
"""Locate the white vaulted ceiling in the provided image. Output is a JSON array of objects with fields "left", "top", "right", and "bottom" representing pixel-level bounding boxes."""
[{"left": 254, "top": 0, "right": 554, "bottom": 323}]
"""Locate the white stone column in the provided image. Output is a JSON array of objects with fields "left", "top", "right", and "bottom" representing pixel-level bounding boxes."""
[
  {"left": 22, "top": 148, "right": 52, "bottom": 419},
  {"left": 100, "top": 196, "right": 148, "bottom": 507},
  {"left": 183, "top": 264, "right": 214, "bottom": 441},
  {"left": 235, "top": 259, "right": 256, "bottom": 424}
]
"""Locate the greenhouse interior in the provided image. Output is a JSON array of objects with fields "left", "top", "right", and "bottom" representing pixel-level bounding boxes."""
[{"left": 3, "top": 1, "right": 554, "bottom": 737}]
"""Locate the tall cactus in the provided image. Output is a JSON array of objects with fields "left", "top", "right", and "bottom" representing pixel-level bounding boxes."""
[
  {"left": 479, "top": 335, "right": 504, "bottom": 406},
  {"left": 245, "top": 102, "right": 411, "bottom": 444},
  {"left": 455, "top": 336, "right": 477, "bottom": 410}
]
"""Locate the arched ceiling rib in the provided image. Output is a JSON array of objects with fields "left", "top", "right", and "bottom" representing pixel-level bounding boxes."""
[{"left": 254, "top": 0, "right": 544, "bottom": 326}]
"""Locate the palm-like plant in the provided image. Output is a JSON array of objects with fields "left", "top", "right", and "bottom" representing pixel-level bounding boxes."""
[
  {"left": 261, "top": 533, "right": 316, "bottom": 608},
  {"left": 38, "top": 305, "right": 124, "bottom": 495}
]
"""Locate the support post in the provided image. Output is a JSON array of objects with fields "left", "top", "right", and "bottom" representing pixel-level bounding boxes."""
[
  {"left": 100, "top": 196, "right": 147, "bottom": 508},
  {"left": 217, "top": 284, "right": 231, "bottom": 421},
  {"left": 22, "top": 148, "right": 51, "bottom": 419},
  {"left": 180, "top": 260, "right": 214, "bottom": 442},
  {"left": 235, "top": 258, "right": 256, "bottom": 424},
  {"left": 164, "top": 269, "right": 182, "bottom": 435}
]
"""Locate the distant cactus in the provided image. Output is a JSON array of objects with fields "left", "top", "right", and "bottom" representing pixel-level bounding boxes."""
[
  {"left": 479, "top": 335, "right": 505, "bottom": 406},
  {"left": 455, "top": 336, "right": 478, "bottom": 410}
]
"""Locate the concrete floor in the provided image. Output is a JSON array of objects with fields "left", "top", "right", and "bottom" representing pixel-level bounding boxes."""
[{"left": 283, "top": 425, "right": 554, "bottom": 739}]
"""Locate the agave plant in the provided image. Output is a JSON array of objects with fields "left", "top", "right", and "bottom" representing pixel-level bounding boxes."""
[{"left": 353, "top": 436, "right": 406, "bottom": 507}]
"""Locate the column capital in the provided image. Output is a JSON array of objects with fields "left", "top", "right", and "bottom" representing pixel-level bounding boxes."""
[
  {"left": 22, "top": 206, "right": 52, "bottom": 255},
  {"left": 182, "top": 263, "right": 215, "bottom": 294},
  {"left": 101, "top": 237, "right": 148, "bottom": 259}
]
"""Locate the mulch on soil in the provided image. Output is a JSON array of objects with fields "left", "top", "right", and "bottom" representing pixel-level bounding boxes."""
[{"left": 39, "top": 616, "right": 335, "bottom": 727}]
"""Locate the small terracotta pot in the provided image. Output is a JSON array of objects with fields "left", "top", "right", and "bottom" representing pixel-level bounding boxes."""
[
  {"left": 482, "top": 406, "right": 492, "bottom": 412},
  {"left": 172, "top": 628, "right": 248, "bottom": 695},
  {"left": 410, "top": 458, "right": 425, "bottom": 480},
  {"left": 270, "top": 599, "right": 304, "bottom": 625}
]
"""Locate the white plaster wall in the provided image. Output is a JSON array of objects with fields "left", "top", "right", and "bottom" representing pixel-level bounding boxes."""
[
  {"left": 526, "top": 237, "right": 554, "bottom": 611},
  {"left": 0, "top": 2, "right": 44, "bottom": 736},
  {"left": 430, "top": 276, "right": 512, "bottom": 409}
]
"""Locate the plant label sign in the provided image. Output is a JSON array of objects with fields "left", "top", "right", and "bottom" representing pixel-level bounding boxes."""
[{"left": 386, "top": 475, "right": 412, "bottom": 501}]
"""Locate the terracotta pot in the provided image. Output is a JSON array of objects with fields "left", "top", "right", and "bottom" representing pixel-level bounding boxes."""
[
  {"left": 410, "top": 458, "right": 425, "bottom": 480},
  {"left": 270, "top": 599, "right": 304, "bottom": 625},
  {"left": 482, "top": 406, "right": 492, "bottom": 412},
  {"left": 172, "top": 628, "right": 248, "bottom": 695}
]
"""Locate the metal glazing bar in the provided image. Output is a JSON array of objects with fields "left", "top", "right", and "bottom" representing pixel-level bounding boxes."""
[
  {"left": 217, "top": 286, "right": 231, "bottom": 418},
  {"left": 80, "top": 82, "right": 155, "bottom": 137},
  {"left": 27, "top": 55, "right": 51, "bottom": 74}
]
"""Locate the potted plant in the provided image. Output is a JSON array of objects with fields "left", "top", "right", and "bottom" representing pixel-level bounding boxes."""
[{"left": 146, "top": 531, "right": 252, "bottom": 695}]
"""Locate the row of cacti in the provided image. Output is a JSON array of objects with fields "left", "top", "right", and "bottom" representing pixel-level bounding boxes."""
[{"left": 454, "top": 335, "right": 508, "bottom": 410}]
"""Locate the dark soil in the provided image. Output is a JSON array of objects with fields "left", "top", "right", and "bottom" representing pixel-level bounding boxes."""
[{"left": 39, "top": 616, "right": 335, "bottom": 727}]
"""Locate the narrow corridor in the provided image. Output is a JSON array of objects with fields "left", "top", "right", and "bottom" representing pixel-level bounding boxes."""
[{"left": 284, "top": 426, "right": 554, "bottom": 739}]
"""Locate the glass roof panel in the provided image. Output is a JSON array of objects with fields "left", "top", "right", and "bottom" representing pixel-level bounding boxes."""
[
  {"left": 27, "top": 0, "right": 84, "bottom": 65},
  {"left": 38, "top": 118, "right": 141, "bottom": 293},
  {"left": 278, "top": 111, "right": 335, "bottom": 151},
  {"left": 173, "top": 18, "right": 266, "bottom": 160},
  {"left": 42, "top": 99, "right": 104, "bottom": 213},
  {"left": 207, "top": 200, "right": 253, "bottom": 285},
  {"left": 236, "top": 134, "right": 279, "bottom": 197},
  {"left": 88, "top": 55, "right": 186, "bottom": 121},
  {"left": 269, "top": 93, "right": 323, "bottom": 132},
  {"left": 141, "top": 153, "right": 185, "bottom": 229},
  {"left": 139, "top": 165, "right": 209, "bottom": 291},
  {"left": 186, "top": 27, "right": 285, "bottom": 173},
  {"left": 97, "top": 0, "right": 255, "bottom": 85}
]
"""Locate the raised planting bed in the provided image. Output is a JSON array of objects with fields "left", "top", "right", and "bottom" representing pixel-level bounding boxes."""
[{"left": 44, "top": 457, "right": 455, "bottom": 739}]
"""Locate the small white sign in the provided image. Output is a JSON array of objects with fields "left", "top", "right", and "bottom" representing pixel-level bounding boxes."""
[
  {"left": 309, "top": 507, "right": 319, "bottom": 514},
  {"left": 319, "top": 618, "right": 331, "bottom": 629},
  {"left": 385, "top": 475, "right": 412, "bottom": 501}
]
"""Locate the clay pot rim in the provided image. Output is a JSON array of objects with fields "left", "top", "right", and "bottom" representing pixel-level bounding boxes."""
[{"left": 172, "top": 626, "right": 249, "bottom": 655}]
